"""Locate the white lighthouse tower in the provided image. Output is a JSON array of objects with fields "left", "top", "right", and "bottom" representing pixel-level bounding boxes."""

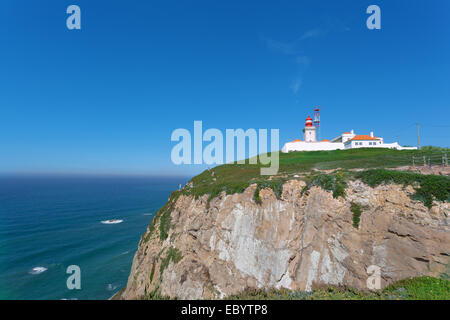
[{"left": 304, "top": 115, "right": 317, "bottom": 142}]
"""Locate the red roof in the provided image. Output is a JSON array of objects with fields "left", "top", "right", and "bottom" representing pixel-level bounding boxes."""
[
  {"left": 343, "top": 132, "right": 351, "bottom": 135},
  {"left": 322, "top": 139, "right": 330, "bottom": 142},
  {"left": 346, "top": 135, "right": 380, "bottom": 143},
  {"left": 291, "top": 139, "right": 302, "bottom": 142}
]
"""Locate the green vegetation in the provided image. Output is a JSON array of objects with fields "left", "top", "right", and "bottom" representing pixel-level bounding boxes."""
[
  {"left": 351, "top": 202, "right": 362, "bottom": 228},
  {"left": 144, "top": 282, "right": 173, "bottom": 300},
  {"left": 142, "top": 277, "right": 449, "bottom": 300},
  {"left": 159, "top": 206, "right": 172, "bottom": 241},
  {"left": 143, "top": 191, "right": 182, "bottom": 242},
  {"left": 420, "top": 146, "right": 450, "bottom": 153},
  {"left": 253, "top": 179, "right": 286, "bottom": 204},
  {"left": 227, "top": 277, "right": 450, "bottom": 300},
  {"left": 159, "top": 247, "right": 183, "bottom": 275},
  {"left": 303, "top": 170, "right": 347, "bottom": 198},
  {"left": 143, "top": 247, "right": 183, "bottom": 300},
  {"left": 382, "top": 277, "right": 450, "bottom": 300},
  {"left": 356, "top": 169, "right": 450, "bottom": 208},
  {"left": 182, "top": 148, "right": 434, "bottom": 202},
  {"left": 149, "top": 263, "right": 155, "bottom": 283}
]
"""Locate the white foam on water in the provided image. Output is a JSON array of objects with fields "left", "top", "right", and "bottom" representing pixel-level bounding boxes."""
[
  {"left": 30, "top": 267, "right": 47, "bottom": 275},
  {"left": 101, "top": 219, "right": 123, "bottom": 224},
  {"left": 107, "top": 284, "right": 118, "bottom": 291}
]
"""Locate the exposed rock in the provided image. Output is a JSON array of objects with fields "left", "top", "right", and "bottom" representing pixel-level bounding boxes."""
[
  {"left": 393, "top": 165, "right": 450, "bottom": 176},
  {"left": 120, "top": 179, "right": 450, "bottom": 299}
]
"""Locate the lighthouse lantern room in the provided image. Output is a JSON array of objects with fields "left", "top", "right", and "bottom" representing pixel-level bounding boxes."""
[{"left": 304, "top": 115, "right": 317, "bottom": 142}]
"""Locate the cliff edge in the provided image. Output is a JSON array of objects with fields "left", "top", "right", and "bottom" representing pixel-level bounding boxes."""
[{"left": 119, "top": 174, "right": 449, "bottom": 299}]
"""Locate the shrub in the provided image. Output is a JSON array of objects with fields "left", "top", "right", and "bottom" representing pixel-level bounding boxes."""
[
  {"left": 350, "top": 202, "right": 362, "bottom": 228},
  {"left": 356, "top": 169, "right": 450, "bottom": 209},
  {"left": 253, "top": 180, "right": 285, "bottom": 205},
  {"left": 307, "top": 171, "right": 348, "bottom": 199}
]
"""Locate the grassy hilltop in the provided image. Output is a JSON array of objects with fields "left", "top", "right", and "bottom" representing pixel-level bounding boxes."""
[{"left": 182, "top": 148, "right": 449, "bottom": 204}]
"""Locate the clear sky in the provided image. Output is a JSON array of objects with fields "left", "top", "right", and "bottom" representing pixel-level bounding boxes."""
[{"left": 1, "top": 0, "right": 449, "bottom": 176}]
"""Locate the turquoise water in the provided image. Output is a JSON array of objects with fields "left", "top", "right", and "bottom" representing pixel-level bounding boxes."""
[{"left": 0, "top": 175, "right": 186, "bottom": 300}]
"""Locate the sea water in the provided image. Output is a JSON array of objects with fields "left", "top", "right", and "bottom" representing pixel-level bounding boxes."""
[{"left": 0, "top": 175, "right": 187, "bottom": 300}]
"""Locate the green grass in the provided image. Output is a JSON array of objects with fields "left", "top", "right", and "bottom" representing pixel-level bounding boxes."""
[
  {"left": 382, "top": 277, "right": 450, "bottom": 300},
  {"left": 227, "top": 277, "right": 450, "bottom": 300}
]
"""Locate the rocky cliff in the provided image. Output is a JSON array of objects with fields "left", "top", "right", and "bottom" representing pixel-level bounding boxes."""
[{"left": 120, "top": 178, "right": 450, "bottom": 299}]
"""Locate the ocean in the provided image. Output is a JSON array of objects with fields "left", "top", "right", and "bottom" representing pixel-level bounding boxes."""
[{"left": 0, "top": 175, "right": 187, "bottom": 300}]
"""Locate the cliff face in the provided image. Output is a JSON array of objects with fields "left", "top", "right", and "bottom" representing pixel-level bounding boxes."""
[{"left": 120, "top": 179, "right": 450, "bottom": 299}]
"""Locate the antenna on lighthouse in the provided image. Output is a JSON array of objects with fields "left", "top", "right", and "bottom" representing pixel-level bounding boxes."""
[{"left": 314, "top": 107, "right": 321, "bottom": 141}]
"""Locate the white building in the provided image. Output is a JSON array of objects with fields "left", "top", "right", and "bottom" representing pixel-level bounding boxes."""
[{"left": 281, "top": 116, "right": 417, "bottom": 153}]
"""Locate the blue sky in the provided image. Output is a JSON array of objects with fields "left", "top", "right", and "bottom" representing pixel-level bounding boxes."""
[{"left": 1, "top": 0, "right": 449, "bottom": 176}]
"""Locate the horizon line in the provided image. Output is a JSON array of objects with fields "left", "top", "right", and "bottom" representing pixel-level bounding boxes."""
[{"left": 0, "top": 171, "right": 194, "bottom": 179}]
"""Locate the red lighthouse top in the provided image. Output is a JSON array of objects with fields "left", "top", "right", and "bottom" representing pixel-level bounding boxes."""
[{"left": 305, "top": 115, "right": 313, "bottom": 127}]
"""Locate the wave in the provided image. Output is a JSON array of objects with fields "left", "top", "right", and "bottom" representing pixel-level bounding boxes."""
[
  {"left": 101, "top": 219, "right": 123, "bottom": 224},
  {"left": 29, "top": 266, "right": 47, "bottom": 275},
  {"left": 106, "top": 284, "right": 118, "bottom": 291}
]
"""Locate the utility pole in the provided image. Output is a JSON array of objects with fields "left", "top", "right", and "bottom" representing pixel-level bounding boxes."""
[{"left": 416, "top": 123, "right": 421, "bottom": 150}]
